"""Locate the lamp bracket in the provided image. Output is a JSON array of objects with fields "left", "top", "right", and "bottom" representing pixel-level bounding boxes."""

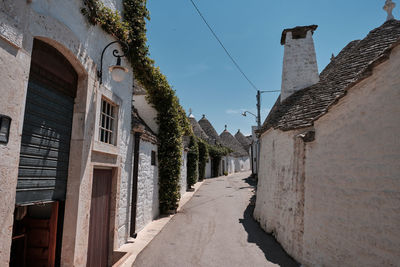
[{"left": 98, "top": 40, "right": 129, "bottom": 84}]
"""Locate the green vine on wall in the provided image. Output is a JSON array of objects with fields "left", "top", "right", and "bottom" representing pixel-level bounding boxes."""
[
  {"left": 81, "top": 0, "right": 191, "bottom": 213},
  {"left": 187, "top": 136, "right": 199, "bottom": 189},
  {"left": 208, "top": 144, "right": 232, "bottom": 177},
  {"left": 197, "top": 139, "right": 209, "bottom": 181}
]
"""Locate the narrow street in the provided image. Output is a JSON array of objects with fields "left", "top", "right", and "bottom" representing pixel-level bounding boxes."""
[{"left": 133, "top": 171, "right": 299, "bottom": 267}]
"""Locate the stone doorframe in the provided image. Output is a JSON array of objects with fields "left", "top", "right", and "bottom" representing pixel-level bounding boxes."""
[{"left": 25, "top": 13, "right": 95, "bottom": 266}]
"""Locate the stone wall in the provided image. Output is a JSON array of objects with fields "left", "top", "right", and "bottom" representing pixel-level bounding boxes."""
[
  {"left": 134, "top": 141, "right": 159, "bottom": 233},
  {"left": 133, "top": 95, "right": 159, "bottom": 134},
  {"left": 254, "top": 128, "right": 305, "bottom": 261},
  {"left": 236, "top": 156, "right": 251, "bottom": 172},
  {"left": 180, "top": 150, "right": 188, "bottom": 196},
  {"left": 301, "top": 44, "right": 400, "bottom": 267},
  {"left": 205, "top": 159, "right": 212, "bottom": 178},
  {"left": 0, "top": 27, "right": 31, "bottom": 265},
  {"left": 0, "top": 0, "right": 133, "bottom": 265},
  {"left": 255, "top": 45, "right": 400, "bottom": 266}
]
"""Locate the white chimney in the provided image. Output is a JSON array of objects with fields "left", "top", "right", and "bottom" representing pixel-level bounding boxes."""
[{"left": 280, "top": 25, "right": 319, "bottom": 102}]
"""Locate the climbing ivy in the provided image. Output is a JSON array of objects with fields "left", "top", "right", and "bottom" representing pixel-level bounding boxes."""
[
  {"left": 81, "top": 0, "right": 191, "bottom": 213},
  {"left": 197, "top": 139, "right": 209, "bottom": 181},
  {"left": 208, "top": 144, "right": 232, "bottom": 177},
  {"left": 187, "top": 136, "right": 199, "bottom": 189}
]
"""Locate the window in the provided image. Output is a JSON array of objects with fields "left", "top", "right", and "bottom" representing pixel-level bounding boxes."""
[
  {"left": 99, "top": 98, "right": 116, "bottom": 145},
  {"left": 151, "top": 151, "right": 156, "bottom": 166}
]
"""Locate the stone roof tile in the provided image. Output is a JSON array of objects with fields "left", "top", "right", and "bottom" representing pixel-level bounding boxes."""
[
  {"left": 131, "top": 108, "right": 158, "bottom": 144},
  {"left": 198, "top": 115, "right": 221, "bottom": 145},
  {"left": 260, "top": 20, "right": 400, "bottom": 133},
  {"left": 220, "top": 130, "right": 249, "bottom": 157},
  {"left": 234, "top": 130, "right": 251, "bottom": 151}
]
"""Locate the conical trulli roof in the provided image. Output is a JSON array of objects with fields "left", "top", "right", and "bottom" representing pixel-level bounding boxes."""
[
  {"left": 219, "top": 128, "right": 248, "bottom": 157},
  {"left": 198, "top": 115, "right": 221, "bottom": 145},
  {"left": 188, "top": 115, "right": 209, "bottom": 141},
  {"left": 234, "top": 130, "right": 251, "bottom": 151}
]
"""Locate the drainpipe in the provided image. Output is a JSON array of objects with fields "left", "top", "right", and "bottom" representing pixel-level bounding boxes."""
[{"left": 130, "top": 132, "right": 141, "bottom": 238}]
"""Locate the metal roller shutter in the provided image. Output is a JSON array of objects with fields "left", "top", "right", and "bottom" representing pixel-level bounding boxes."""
[
  {"left": 16, "top": 80, "right": 74, "bottom": 204},
  {"left": 16, "top": 38, "right": 78, "bottom": 205}
]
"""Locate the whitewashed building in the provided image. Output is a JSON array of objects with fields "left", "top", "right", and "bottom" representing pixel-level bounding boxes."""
[
  {"left": 198, "top": 115, "right": 223, "bottom": 177},
  {"left": 130, "top": 108, "right": 159, "bottom": 236},
  {"left": 219, "top": 127, "right": 251, "bottom": 174},
  {"left": 188, "top": 112, "right": 212, "bottom": 179},
  {"left": 0, "top": 0, "right": 135, "bottom": 266},
  {"left": 254, "top": 15, "right": 400, "bottom": 267}
]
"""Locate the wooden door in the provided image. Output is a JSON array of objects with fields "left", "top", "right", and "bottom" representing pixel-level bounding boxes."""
[{"left": 87, "top": 169, "right": 112, "bottom": 267}]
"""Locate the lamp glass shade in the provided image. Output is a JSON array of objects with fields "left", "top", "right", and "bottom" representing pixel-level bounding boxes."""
[{"left": 109, "top": 65, "right": 128, "bottom": 82}]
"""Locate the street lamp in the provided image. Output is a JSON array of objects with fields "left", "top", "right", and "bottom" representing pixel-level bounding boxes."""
[
  {"left": 242, "top": 90, "right": 279, "bottom": 179},
  {"left": 98, "top": 40, "right": 129, "bottom": 84},
  {"left": 241, "top": 111, "right": 258, "bottom": 123}
]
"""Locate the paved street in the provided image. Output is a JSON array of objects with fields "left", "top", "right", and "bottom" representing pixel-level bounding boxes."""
[{"left": 133, "top": 171, "right": 299, "bottom": 267}]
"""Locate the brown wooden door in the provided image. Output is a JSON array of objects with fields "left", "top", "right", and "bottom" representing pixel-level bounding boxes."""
[{"left": 87, "top": 169, "right": 112, "bottom": 267}]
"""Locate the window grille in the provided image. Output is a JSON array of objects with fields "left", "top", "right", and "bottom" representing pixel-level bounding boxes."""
[{"left": 99, "top": 98, "right": 116, "bottom": 145}]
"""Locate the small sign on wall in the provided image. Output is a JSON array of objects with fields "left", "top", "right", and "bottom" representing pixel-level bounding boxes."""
[{"left": 0, "top": 115, "right": 11, "bottom": 144}]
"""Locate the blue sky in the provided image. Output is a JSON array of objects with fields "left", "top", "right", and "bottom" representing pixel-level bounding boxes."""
[{"left": 146, "top": 0, "right": 393, "bottom": 135}]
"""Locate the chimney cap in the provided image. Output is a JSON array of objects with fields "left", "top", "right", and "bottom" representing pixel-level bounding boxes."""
[{"left": 281, "top": 25, "right": 318, "bottom": 45}]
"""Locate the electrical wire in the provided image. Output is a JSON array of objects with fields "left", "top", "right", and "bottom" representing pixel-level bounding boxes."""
[{"left": 189, "top": 0, "right": 259, "bottom": 92}]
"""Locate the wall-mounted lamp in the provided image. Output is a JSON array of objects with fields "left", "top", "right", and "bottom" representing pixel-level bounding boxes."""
[{"left": 98, "top": 40, "right": 129, "bottom": 84}]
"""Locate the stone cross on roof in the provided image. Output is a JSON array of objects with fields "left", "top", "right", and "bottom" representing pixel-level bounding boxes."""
[
  {"left": 384, "top": 0, "right": 396, "bottom": 21},
  {"left": 188, "top": 108, "right": 195, "bottom": 118}
]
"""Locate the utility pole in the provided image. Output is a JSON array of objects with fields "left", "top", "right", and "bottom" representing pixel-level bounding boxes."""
[
  {"left": 256, "top": 90, "right": 261, "bottom": 129},
  {"left": 242, "top": 90, "right": 279, "bottom": 178},
  {"left": 254, "top": 89, "right": 279, "bottom": 179}
]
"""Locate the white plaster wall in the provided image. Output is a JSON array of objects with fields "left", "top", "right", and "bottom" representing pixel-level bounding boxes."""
[
  {"left": 0, "top": 0, "right": 133, "bottom": 265},
  {"left": 0, "top": 24, "right": 31, "bottom": 265},
  {"left": 255, "top": 44, "right": 400, "bottom": 267},
  {"left": 251, "top": 126, "right": 258, "bottom": 175},
  {"left": 254, "top": 128, "right": 305, "bottom": 261},
  {"left": 133, "top": 95, "right": 159, "bottom": 134},
  {"left": 234, "top": 158, "right": 240, "bottom": 172},
  {"left": 101, "top": 0, "right": 123, "bottom": 11},
  {"left": 301, "top": 45, "right": 400, "bottom": 267},
  {"left": 225, "top": 156, "right": 235, "bottom": 174},
  {"left": 205, "top": 159, "right": 212, "bottom": 178},
  {"left": 281, "top": 31, "right": 319, "bottom": 101},
  {"left": 180, "top": 150, "right": 188, "bottom": 197},
  {"left": 238, "top": 156, "right": 251, "bottom": 172},
  {"left": 133, "top": 141, "right": 158, "bottom": 233}
]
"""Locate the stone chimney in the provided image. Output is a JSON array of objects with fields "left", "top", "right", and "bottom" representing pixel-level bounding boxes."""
[{"left": 280, "top": 25, "right": 319, "bottom": 102}]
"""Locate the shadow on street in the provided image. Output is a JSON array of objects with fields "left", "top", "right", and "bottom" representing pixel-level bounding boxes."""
[{"left": 239, "top": 176, "right": 300, "bottom": 267}]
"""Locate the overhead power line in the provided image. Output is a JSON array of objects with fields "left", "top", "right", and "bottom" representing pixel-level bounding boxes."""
[{"left": 189, "top": 0, "right": 258, "bottom": 92}]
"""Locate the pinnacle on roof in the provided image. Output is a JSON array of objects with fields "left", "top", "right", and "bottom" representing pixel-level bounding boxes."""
[
  {"left": 198, "top": 115, "right": 221, "bottom": 144},
  {"left": 188, "top": 116, "right": 209, "bottom": 141},
  {"left": 260, "top": 20, "right": 400, "bottom": 133},
  {"left": 384, "top": 0, "right": 396, "bottom": 21},
  {"left": 188, "top": 108, "right": 195, "bottom": 118}
]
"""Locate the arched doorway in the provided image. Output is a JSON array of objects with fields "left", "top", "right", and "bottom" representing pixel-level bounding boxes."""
[{"left": 10, "top": 39, "right": 78, "bottom": 267}]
